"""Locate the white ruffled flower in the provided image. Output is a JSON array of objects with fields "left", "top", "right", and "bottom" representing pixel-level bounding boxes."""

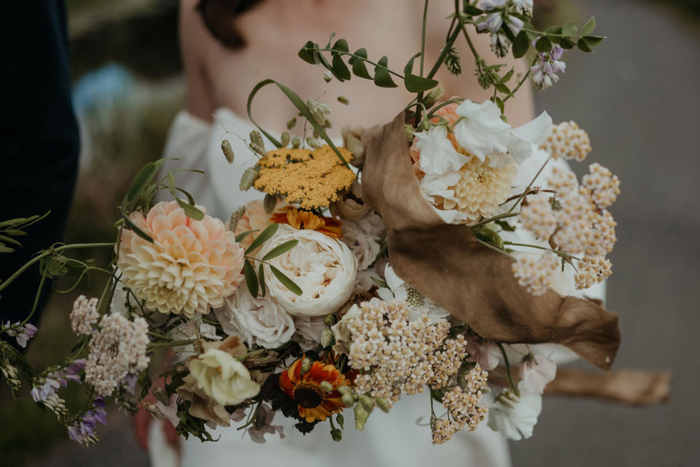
[
  {"left": 413, "top": 126, "right": 469, "bottom": 175},
  {"left": 453, "top": 100, "right": 551, "bottom": 166},
  {"left": 260, "top": 226, "right": 357, "bottom": 317},
  {"left": 189, "top": 348, "right": 260, "bottom": 406},
  {"left": 519, "top": 354, "right": 557, "bottom": 395},
  {"left": 214, "top": 287, "right": 295, "bottom": 349},
  {"left": 377, "top": 265, "right": 450, "bottom": 323},
  {"left": 292, "top": 315, "right": 327, "bottom": 351},
  {"left": 331, "top": 303, "right": 362, "bottom": 355},
  {"left": 487, "top": 391, "right": 542, "bottom": 440},
  {"left": 340, "top": 213, "right": 386, "bottom": 271}
]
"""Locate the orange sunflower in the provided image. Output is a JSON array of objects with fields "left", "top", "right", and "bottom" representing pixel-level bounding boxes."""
[
  {"left": 279, "top": 358, "right": 350, "bottom": 423},
  {"left": 270, "top": 208, "right": 342, "bottom": 239}
]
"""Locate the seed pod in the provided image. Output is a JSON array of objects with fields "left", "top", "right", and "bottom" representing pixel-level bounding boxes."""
[
  {"left": 263, "top": 193, "right": 278, "bottom": 215},
  {"left": 444, "top": 46, "right": 462, "bottom": 76},
  {"left": 337, "top": 385, "right": 353, "bottom": 396},
  {"left": 354, "top": 403, "right": 370, "bottom": 431},
  {"left": 342, "top": 393, "right": 355, "bottom": 408},
  {"left": 291, "top": 135, "right": 301, "bottom": 148},
  {"left": 359, "top": 394, "right": 374, "bottom": 413},
  {"left": 337, "top": 96, "right": 350, "bottom": 105},
  {"left": 405, "top": 124, "right": 415, "bottom": 143},
  {"left": 324, "top": 70, "right": 333, "bottom": 83},
  {"left": 281, "top": 132, "right": 291, "bottom": 147},
  {"left": 324, "top": 314, "right": 336, "bottom": 327},
  {"left": 221, "top": 139, "right": 235, "bottom": 164},
  {"left": 320, "top": 328, "right": 333, "bottom": 347},
  {"left": 250, "top": 130, "right": 265, "bottom": 150},
  {"left": 320, "top": 381, "right": 334, "bottom": 392},
  {"left": 306, "top": 137, "right": 322, "bottom": 149},
  {"left": 229, "top": 206, "right": 245, "bottom": 232},
  {"left": 249, "top": 143, "right": 267, "bottom": 157},
  {"left": 143, "top": 402, "right": 165, "bottom": 420},
  {"left": 152, "top": 387, "right": 169, "bottom": 406},
  {"left": 287, "top": 117, "right": 297, "bottom": 130},
  {"left": 239, "top": 166, "right": 260, "bottom": 191}
]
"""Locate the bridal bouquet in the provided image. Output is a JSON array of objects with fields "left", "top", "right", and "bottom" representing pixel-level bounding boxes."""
[{"left": 3, "top": 0, "right": 657, "bottom": 448}]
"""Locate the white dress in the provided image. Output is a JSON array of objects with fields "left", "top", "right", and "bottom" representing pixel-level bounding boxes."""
[{"left": 158, "top": 108, "right": 606, "bottom": 467}]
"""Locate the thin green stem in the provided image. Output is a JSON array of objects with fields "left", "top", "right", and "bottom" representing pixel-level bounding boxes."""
[
  {"left": 476, "top": 239, "right": 514, "bottom": 259},
  {"left": 19, "top": 272, "right": 48, "bottom": 329},
  {"left": 420, "top": 0, "right": 430, "bottom": 77},
  {"left": 497, "top": 343, "right": 520, "bottom": 397},
  {"left": 503, "top": 69, "right": 532, "bottom": 103},
  {"left": 503, "top": 241, "right": 579, "bottom": 261},
  {"left": 506, "top": 158, "right": 551, "bottom": 214},
  {"left": 470, "top": 212, "right": 519, "bottom": 230},
  {"left": 426, "top": 0, "right": 463, "bottom": 79},
  {"left": 461, "top": 25, "right": 483, "bottom": 74},
  {"left": 0, "top": 243, "right": 113, "bottom": 293}
]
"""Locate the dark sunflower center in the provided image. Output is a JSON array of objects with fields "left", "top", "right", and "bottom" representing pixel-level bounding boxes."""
[{"left": 293, "top": 381, "right": 325, "bottom": 408}]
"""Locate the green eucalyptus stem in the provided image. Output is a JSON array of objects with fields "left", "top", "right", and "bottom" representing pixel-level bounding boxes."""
[
  {"left": 147, "top": 339, "right": 198, "bottom": 350},
  {"left": 503, "top": 241, "right": 579, "bottom": 261},
  {"left": 309, "top": 47, "right": 406, "bottom": 80},
  {"left": 420, "top": 0, "right": 430, "bottom": 77},
  {"left": 476, "top": 239, "right": 514, "bottom": 259},
  {"left": 497, "top": 343, "right": 520, "bottom": 397},
  {"left": 0, "top": 242, "right": 114, "bottom": 293}
]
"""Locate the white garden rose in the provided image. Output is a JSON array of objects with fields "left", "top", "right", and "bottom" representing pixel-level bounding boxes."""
[
  {"left": 340, "top": 213, "right": 386, "bottom": 270},
  {"left": 188, "top": 348, "right": 260, "bottom": 406},
  {"left": 260, "top": 226, "right": 357, "bottom": 317},
  {"left": 214, "top": 286, "right": 295, "bottom": 349}
]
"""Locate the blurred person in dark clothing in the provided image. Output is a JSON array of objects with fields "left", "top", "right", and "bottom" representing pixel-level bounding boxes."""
[{"left": 0, "top": 1, "right": 80, "bottom": 350}]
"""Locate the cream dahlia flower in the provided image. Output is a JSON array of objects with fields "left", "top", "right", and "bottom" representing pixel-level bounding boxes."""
[
  {"left": 118, "top": 201, "right": 245, "bottom": 317},
  {"left": 442, "top": 156, "right": 518, "bottom": 223},
  {"left": 259, "top": 226, "right": 357, "bottom": 317}
]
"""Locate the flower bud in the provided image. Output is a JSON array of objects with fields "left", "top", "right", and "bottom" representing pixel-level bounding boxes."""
[
  {"left": 423, "top": 86, "right": 444, "bottom": 108},
  {"left": 229, "top": 206, "right": 245, "bottom": 232},
  {"left": 354, "top": 403, "right": 370, "bottom": 431},
  {"left": 239, "top": 166, "right": 260, "bottom": 192},
  {"left": 342, "top": 393, "right": 355, "bottom": 408},
  {"left": 250, "top": 130, "right": 265, "bottom": 150},
  {"left": 324, "top": 314, "right": 336, "bottom": 327},
  {"left": 301, "top": 358, "right": 311, "bottom": 374},
  {"left": 444, "top": 46, "right": 462, "bottom": 76},
  {"left": 306, "top": 137, "right": 322, "bottom": 149},
  {"left": 249, "top": 143, "right": 267, "bottom": 157},
  {"left": 375, "top": 397, "right": 391, "bottom": 413},
  {"left": 420, "top": 118, "right": 432, "bottom": 131},
  {"left": 337, "top": 96, "right": 350, "bottom": 105},
  {"left": 324, "top": 70, "right": 333, "bottom": 83},
  {"left": 359, "top": 394, "right": 374, "bottom": 413},
  {"left": 221, "top": 140, "right": 235, "bottom": 164},
  {"left": 291, "top": 135, "right": 301, "bottom": 148},
  {"left": 320, "top": 328, "right": 333, "bottom": 348},
  {"left": 337, "top": 385, "right": 353, "bottom": 396},
  {"left": 320, "top": 381, "right": 334, "bottom": 392},
  {"left": 405, "top": 124, "right": 415, "bottom": 143},
  {"left": 264, "top": 193, "right": 278, "bottom": 215},
  {"left": 287, "top": 118, "right": 297, "bottom": 130}
]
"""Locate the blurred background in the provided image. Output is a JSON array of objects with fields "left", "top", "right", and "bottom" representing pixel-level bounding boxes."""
[{"left": 1, "top": 0, "right": 698, "bottom": 465}]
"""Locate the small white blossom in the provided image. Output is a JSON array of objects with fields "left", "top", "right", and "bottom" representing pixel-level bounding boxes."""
[{"left": 70, "top": 295, "right": 99, "bottom": 336}]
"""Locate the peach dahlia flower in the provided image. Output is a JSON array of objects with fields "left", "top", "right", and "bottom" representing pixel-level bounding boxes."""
[{"left": 118, "top": 201, "right": 245, "bottom": 317}]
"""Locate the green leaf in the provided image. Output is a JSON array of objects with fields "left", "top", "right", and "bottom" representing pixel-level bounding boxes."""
[
  {"left": 244, "top": 260, "right": 259, "bottom": 297},
  {"left": 246, "top": 223, "right": 280, "bottom": 254},
  {"left": 298, "top": 41, "right": 319, "bottom": 65},
  {"left": 0, "top": 234, "right": 21, "bottom": 247},
  {"left": 318, "top": 53, "right": 343, "bottom": 81},
  {"left": 535, "top": 37, "right": 552, "bottom": 53},
  {"left": 349, "top": 48, "right": 372, "bottom": 79},
  {"left": 373, "top": 67, "right": 398, "bottom": 88},
  {"left": 495, "top": 83, "right": 512, "bottom": 96},
  {"left": 583, "top": 35, "right": 605, "bottom": 47},
  {"left": 370, "top": 276, "right": 389, "bottom": 289},
  {"left": 270, "top": 266, "right": 302, "bottom": 295},
  {"left": 325, "top": 33, "right": 336, "bottom": 49},
  {"left": 581, "top": 17, "right": 596, "bottom": 37},
  {"left": 175, "top": 187, "right": 196, "bottom": 205},
  {"left": 560, "top": 38, "right": 576, "bottom": 50},
  {"left": 336, "top": 413, "right": 345, "bottom": 429},
  {"left": 403, "top": 52, "right": 421, "bottom": 75},
  {"left": 499, "top": 68, "right": 515, "bottom": 84},
  {"left": 495, "top": 220, "right": 516, "bottom": 232},
  {"left": 125, "top": 162, "right": 158, "bottom": 204},
  {"left": 561, "top": 20, "right": 578, "bottom": 38},
  {"left": 544, "top": 26, "right": 562, "bottom": 35},
  {"left": 512, "top": 31, "right": 530, "bottom": 59},
  {"left": 0, "top": 244, "right": 13, "bottom": 253},
  {"left": 258, "top": 263, "right": 266, "bottom": 297},
  {"left": 246, "top": 79, "right": 350, "bottom": 165},
  {"left": 167, "top": 172, "right": 177, "bottom": 197},
  {"left": 175, "top": 198, "right": 205, "bottom": 221},
  {"left": 462, "top": 3, "right": 483, "bottom": 15},
  {"left": 332, "top": 38, "right": 349, "bottom": 54},
  {"left": 577, "top": 39, "right": 593, "bottom": 53},
  {"left": 122, "top": 212, "right": 154, "bottom": 243},
  {"left": 262, "top": 239, "right": 298, "bottom": 261},
  {"left": 404, "top": 73, "right": 438, "bottom": 93},
  {"left": 235, "top": 230, "right": 254, "bottom": 243},
  {"left": 332, "top": 54, "right": 351, "bottom": 81}
]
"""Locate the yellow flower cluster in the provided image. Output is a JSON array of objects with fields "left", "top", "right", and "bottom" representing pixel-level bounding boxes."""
[{"left": 254, "top": 146, "right": 355, "bottom": 210}]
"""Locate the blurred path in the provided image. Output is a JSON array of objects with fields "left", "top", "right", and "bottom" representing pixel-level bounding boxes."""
[{"left": 512, "top": 0, "right": 700, "bottom": 466}]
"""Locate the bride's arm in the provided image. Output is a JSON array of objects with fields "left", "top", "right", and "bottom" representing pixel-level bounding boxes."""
[{"left": 180, "top": 0, "right": 218, "bottom": 122}]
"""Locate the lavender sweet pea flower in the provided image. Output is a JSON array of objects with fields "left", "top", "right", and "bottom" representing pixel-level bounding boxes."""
[
  {"left": 506, "top": 15, "right": 524, "bottom": 36},
  {"left": 4, "top": 322, "right": 38, "bottom": 348},
  {"left": 480, "top": 0, "right": 508, "bottom": 11},
  {"left": 477, "top": 12, "right": 504, "bottom": 33}
]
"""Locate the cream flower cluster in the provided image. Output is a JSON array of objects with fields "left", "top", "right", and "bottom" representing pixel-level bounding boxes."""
[
  {"left": 118, "top": 201, "right": 245, "bottom": 318},
  {"left": 519, "top": 194, "right": 557, "bottom": 240},
  {"left": 70, "top": 295, "right": 99, "bottom": 336},
  {"left": 344, "top": 300, "right": 465, "bottom": 405},
  {"left": 85, "top": 313, "right": 149, "bottom": 396},
  {"left": 431, "top": 419, "right": 463, "bottom": 445},
  {"left": 583, "top": 162, "right": 621, "bottom": 209},
  {"left": 433, "top": 365, "right": 489, "bottom": 442},
  {"left": 512, "top": 253, "right": 560, "bottom": 296},
  {"left": 540, "top": 121, "right": 591, "bottom": 162},
  {"left": 574, "top": 255, "right": 613, "bottom": 289}
]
